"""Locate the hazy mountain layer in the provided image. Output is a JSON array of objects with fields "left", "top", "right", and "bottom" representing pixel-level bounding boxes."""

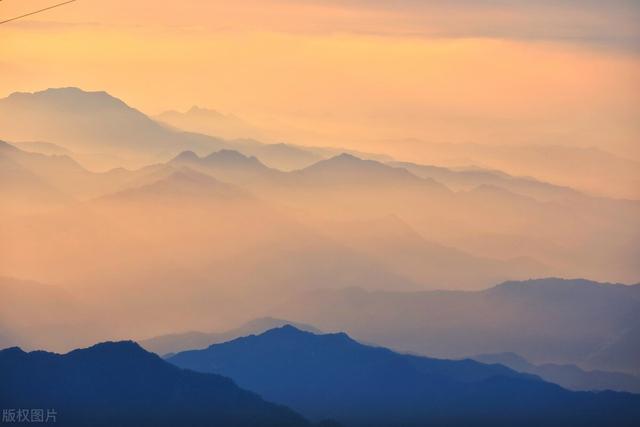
[
  {"left": 141, "top": 317, "right": 321, "bottom": 356},
  {"left": 0, "top": 342, "right": 313, "bottom": 427},
  {"left": 169, "top": 326, "right": 640, "bottom": 427},
  {"left": 473, "top": 352, "right": 640, "bottom": 394},
  {"left": 271, "top": 279, "right": 640, "bottom": 376}
]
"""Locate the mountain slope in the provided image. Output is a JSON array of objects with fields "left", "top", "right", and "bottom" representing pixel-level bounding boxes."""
[
  {"left": 315, "top": 215, "right": 550, "bottom": 289},
  {"left": 0, "top": 88, "right": 236, "bottom": 169},
  {"left": 169, "top": 326, "right": 640, "bottom": 427},
  {"left": 401, "top": 140, "right": 640, "bottom": 199},
  {"left": 391, "top": 161, "right": 580, "bottom": 202},
  {"left": 156, "top": 106, "right": 264, "bottom": 140},
  {"left": 0, "top": 341, "right": 313, "bottom": 427},
  {"left": 0, "top": 140, "right": 184, "bottom": 202},
  {"left": 170, "top": 149, "right": 285, "bottom": 184},
  {"left": 294, "top": 153, "right": 446, "bottom": 190},
  {"left": 141, "top": 317, "right": 321, "bottom": 356},
  {"left": 100, "top": 168, "right": 247, "bottom": 202},
  {"left": 473, "top": 352, "right": 640, "bottom": 394},
  {"left": 0, "top": 88, "right": 327, "bottom": 171},
  {"left": 272, "top": 279, "right": 640, "bottom": 376}
]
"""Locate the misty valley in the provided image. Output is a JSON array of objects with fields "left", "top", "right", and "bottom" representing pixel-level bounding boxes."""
[{"left": 1, "top": 86, "right": 639, "bottom": 426}]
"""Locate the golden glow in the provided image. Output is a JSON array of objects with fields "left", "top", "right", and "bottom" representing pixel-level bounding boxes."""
[{"left": 1, "top": 0, "right": 639, "bottom": 162}]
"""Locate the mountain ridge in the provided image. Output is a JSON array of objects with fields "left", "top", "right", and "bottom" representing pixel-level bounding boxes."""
[
  {"left": 0, "top": 340, "right": 316, "bottom": 427},
  {"left": 168, "top": 325, "right": 640, "bottom": 427}
]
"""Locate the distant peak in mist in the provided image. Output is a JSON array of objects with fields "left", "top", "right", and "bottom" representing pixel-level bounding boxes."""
[
  {"left": 171, "top": 149, "right": 269, "bottom": 172},
  {"left": 204, "top": 149, "right": 262, "bottom": 165},
  {"left": 300, "top": 152, "right": 448, "bottom": 190},
  {"left": 101, "top": 167, "right": 245, "bottom": 201},
  {"left": 305, "top": 152, "right": 393, "bottom": 171},
  {"left": 241, "top": 317, "right": 322, "bottom": 334},
  {"left": 6, "top": 87, "right": 130, "bottom": 112},
  {"left": 492, "top": 277, "right": 630, "bottom": 291},
  {"left": 186, "top": 106, "right": 227, "bottom": 117},
  {"left": 173, "top": 150, "right": 200, "bottom": 162},
  {"left": 163, "top": 168, "right": 227, "bottom": 186},
  {"left": 245, "top": 325, "right": 354, "bottom": 345},
  {"left": 486, "top": 278, "right": 640, "bottom": 300},
  {"left": 332, "top": 152, "right": 360, "bottom": 162}
]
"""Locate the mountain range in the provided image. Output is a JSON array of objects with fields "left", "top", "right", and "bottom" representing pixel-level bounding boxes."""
[
  {"left": 141, "top": 317, "right": 321, "bottom": 356},
  {"left": 271, "top": 278, "right": 640, "bottom": 377},
  {"left": 0, "top": 88, "right": 323, "bottom": 170},
  {"left": 393, "top": 139, "right": 640, "bottom": 199},
  {"left": 0, "top": 341, "right": 320, "bottom": 427},
  {"left": 168, "top": 325, "right": 640, "bottom": 427},
  {"left": 473, "top": 352, "right": 640, "bottom": 394},
  {"left": 1, "top": 88, "right": 639, "bottom": 378},
  {"left": 149, "top": 316, "right": 640, "bottom": 394}
]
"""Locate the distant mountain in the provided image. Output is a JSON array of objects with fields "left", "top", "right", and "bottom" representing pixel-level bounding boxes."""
[
  {"left": 141, "top": 317, "right": 321, "bottom": 356},
  {"left": 14, "top": 141, "right": 74, "bottom": 156},
  {"left": 0, "top": 87, "right": 331, "bottom": 171},
  {"left": 170, "top": 149, "right": 284, "bottom": 184},
  {"left": 294, "top": 153, "right": 446, "bottom": 190},
  {"left": 155, "top": 106, "right": 392, "bottom": 171},
  {"left": 314, "top": 215, "right": 551, "bottom": 289},
  {"left": 398, "top": 140, "right": 640, "bottom": 199},
  {"left": 0, "top": 341, "right": 314, "bottom": 427},
  {"left": 0, "top": 139, "right": 123, "bottom": 203},
  {"left": 231, "top": 140, "right": 325, "bottom": 171},
  {"left": 156, "top": 106, "right": 265, "bottom": 141},
  {"left": 169, "top": 326, "right": 640, "bottom": 427},
  {"left": 0, "top": 88, "right": 226, "bottom": 168},
  {"left": 0, "top": 148, "right": 70, "bottom": 210},
  {"left": 391, "top": 161, "right": 580, "bottom": 202},
  {"left": 100, "top": 168, "right": 247, "bottom": 202},
  {"left": 272, "top": 279, "right": 640, "bottom": 377},
  {"left": 473, "top": 352, "right": 640, "bottom": 394},
  {"left": 156, "top": 107, "right": 333, "bottom": 170},
  {"left": 585, "top": 323, "right": 640, "bottom": 376}
]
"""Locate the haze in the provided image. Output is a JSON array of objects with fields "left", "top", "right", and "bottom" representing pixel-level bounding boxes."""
[
  {"left": 1, "top": 0, "right": 639, "bottom": 169},
  {"left": 0, "top": 0, "right": 639, "bottom": 392}
]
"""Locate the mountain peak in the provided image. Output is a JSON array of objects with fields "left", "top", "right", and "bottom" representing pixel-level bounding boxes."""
[
  {"left": 102, "top": 167, "right": 243, "bottom": 202},
  {"left": 299, "top": 152, "right": 438, "bottom": 189},
  {"left": 491, "top": 278, "right": 619, "bottom": 292},
  {"left": 84, "top": 340, "right": 145, "bottom": 352},
  {"left": 333, "top": 152, "right": 360, "bottom": 162},
  {"left": 257, "top": 325, "right": 356, "bottom": 346},
  {"left": 186, "top": 105, "right": 225, "bottom": 117},
  {"left": 205, "top": 149, "right": 255, "bottom": 162},
  {"left": 486, "top": 278, "right": 637, "bottom": 302},
  {"left": 303, "top": 153, "right": 387, "bottom": 172},
  {"left": 6, "top": 87, "right": 129, "bottom": 111},
  {"left": 0, "top": 346, "right": 26, "bottom": 356},
  {"left": 172, "top": 150, "right": 200, "bottom": 162},
  {"left": 262, "top": 324, "right": 311, "bottom": 337},
  {"left": 66, "top": 340, "right": 151, "bottom": 359}
]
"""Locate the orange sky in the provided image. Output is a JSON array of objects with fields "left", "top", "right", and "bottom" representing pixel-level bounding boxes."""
[{"left": 1, "top": 0, "right": 639, "bottom": 160}]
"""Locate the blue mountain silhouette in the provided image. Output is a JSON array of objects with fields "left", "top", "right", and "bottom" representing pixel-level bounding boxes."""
[
  {"left": 169, "top": 326, "right": 640, "bottom": 427},
  {"left": 0, "top": 341, "right": 319, "bottom": 427}
]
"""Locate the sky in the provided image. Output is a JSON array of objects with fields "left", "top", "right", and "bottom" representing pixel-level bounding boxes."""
[{"left": 1, "top": 0, "right": 639, "bottom": 160}]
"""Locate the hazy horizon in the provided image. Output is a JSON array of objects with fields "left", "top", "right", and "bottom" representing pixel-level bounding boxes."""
[
  {"left": 1, "top": 0, "right": 639, "bottom": 163},
  {"left": 1, "top": 3, "right": 639, "bottom": 425}
]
